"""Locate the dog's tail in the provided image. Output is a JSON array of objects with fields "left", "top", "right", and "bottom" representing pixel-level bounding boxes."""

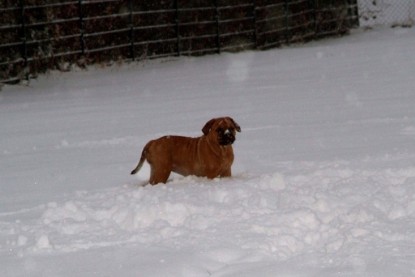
[{"left": 130, "top": 143, "right": 149, "bottom": 175}]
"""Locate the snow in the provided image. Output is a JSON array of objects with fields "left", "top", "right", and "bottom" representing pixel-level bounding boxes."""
[{"left": 1, "top": 27, "right": 415, "bottom": 276}]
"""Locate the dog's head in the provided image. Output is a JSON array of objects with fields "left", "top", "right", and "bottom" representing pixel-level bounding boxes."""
[{"left": 202, "top": 117, "right": 241, "bottom": 146}]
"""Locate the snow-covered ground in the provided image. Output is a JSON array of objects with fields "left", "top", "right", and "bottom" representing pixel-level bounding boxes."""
[{"left": 1, "top": 27, "right": 415, "bottom": 276}]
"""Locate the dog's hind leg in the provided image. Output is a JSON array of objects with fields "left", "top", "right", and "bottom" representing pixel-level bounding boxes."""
[{"left": 149, "top": 166, "right": 171, "bottom": 185}]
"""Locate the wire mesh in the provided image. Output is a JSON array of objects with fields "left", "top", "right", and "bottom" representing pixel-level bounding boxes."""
[
  {"left": 0, "top": 0, "right": 360, "bottom": 84},
  {"left": 358, "top": 0, "right": 415, "bottom": 27}
]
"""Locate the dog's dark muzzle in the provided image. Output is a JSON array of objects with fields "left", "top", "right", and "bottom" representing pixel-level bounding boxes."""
[{"left": 219, "top": 129, "right": 236, "bottom": 145}]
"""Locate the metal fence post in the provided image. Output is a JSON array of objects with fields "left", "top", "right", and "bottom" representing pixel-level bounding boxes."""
[
  {"left": 19, "top": 0, "right": 28, "bottom": 80},
  {"left": 78, "top": 0, "right": 85, "bottom": 56},
  {"left": 347, "top": 0, "right": 360, "bottom": 27},
  {"left": 284, "top": 0, "right": 290, "bottom": 44},
  {"left": 128, "top": 0, "right": 135, "bottom": 61},
  {"left": 252, "top": 0, "right": 257, "bottom": 49},
  {"left": 214, "top": 0, "right": 220, "bottom": 54},
  {"left": 174, "top": 0, "right": 180, "bottom": 56},
  {"left": 310, "top": 0, "right": 317, "bottom": 39}
]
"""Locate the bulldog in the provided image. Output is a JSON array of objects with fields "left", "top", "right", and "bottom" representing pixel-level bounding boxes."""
[{"left": 131, "top": 116, "right": 241, "bottom": 185}]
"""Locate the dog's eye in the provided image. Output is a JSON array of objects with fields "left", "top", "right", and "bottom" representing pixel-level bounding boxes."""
[{"left": 217, "top": 128, "right": 224, "bottom": 133}]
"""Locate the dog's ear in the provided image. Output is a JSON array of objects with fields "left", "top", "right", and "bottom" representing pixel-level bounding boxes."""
[
  {"left": 202, "top": 118, "right": 216, "bottom": 135},
  {"left": 229, "top": 117, "right": 241, "bottom": 132}
]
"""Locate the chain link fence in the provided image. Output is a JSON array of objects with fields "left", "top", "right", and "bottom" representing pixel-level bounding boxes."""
[
  {"left": 0, "top": 0, "right": 359, "bottom": 85},
  {"left": 358, "top": 0, "right": 415, "bottom": 27}
]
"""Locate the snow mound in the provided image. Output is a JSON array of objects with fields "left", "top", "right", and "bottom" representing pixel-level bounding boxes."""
[{"left": 2, "top": 165, "right": 414, "bottom": 275}]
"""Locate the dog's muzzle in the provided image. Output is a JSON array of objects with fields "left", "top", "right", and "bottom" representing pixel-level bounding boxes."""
[{"left": 219, "top": 129, "right": 235, "bottom": 145}]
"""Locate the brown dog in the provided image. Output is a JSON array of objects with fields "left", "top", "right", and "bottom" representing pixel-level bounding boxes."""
[{"left": 131, "top": 117, "right": 241, "bottom": 185}]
